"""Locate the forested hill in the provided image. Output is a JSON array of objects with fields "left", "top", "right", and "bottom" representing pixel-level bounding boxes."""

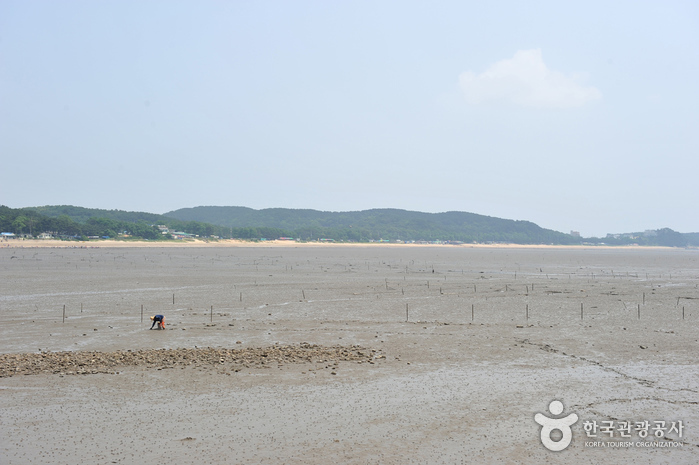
[
  {"left": 28, "top": 205, "right": 164, "bottom": 224},
  {"left": 10, "top": 205, "right": 223, "bottom": 239},
  {"left": 7, "top": 205, "right": 696, "bottom": 246},
  {"left": 164, "top": 206, "right": 578, "bottom": 244}
]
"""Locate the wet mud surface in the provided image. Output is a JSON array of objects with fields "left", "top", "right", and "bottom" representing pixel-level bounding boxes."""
[{"left": 1, "top": 245, "right": 698, "bottom": 464}]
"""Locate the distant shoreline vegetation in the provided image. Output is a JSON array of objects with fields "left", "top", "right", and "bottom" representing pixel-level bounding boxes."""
[{"left": 0, "top": 205, "right": 696, "bottom": 247}]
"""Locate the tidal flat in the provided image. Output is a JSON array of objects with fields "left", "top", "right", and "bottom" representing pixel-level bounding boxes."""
[{"left": 1, "top": 245, "right": 697, "bottom": 464}]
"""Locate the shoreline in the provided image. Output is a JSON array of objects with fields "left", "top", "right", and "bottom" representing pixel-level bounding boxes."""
[{"left": 0, "top": 238, "right": 685, "bottom": 250}]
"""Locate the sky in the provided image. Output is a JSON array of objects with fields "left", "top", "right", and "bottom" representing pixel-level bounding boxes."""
[{"left": 1, "top": 1, "right": 698, "bottom": 237}]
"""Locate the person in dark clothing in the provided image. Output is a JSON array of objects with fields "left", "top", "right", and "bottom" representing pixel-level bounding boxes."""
[{"left": 150, "top": 314, "right": 165, "bottom": 330}]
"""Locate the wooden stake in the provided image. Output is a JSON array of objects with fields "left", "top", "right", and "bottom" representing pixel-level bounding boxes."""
[
  {"left": 638, "top": 304, "right": 640, "bottom": 319},
  {"left": 471, "top": 304, "right": 474, "bottom": 321},
  {"left": 141, "top": 304, "right": 143, "bottom": 323},
  {"left": 210, "top": 305, "right": 213, "bottom": 322},
  {"left": 682, "top": 306, "right": 685, "bottom": 320},
  {"left": 240, "top": 292, "right": 242, "bottom": 302},
  {"left": 62, "top": 304, "right": 65, "bottom": 323},
  {"left": 581, "top": 303, "right": 583, "bottom": 320},
  {"left": 81, "top": 303, "right": 83, "bottom": 313},
  {"left": 173, "top": 293, "right": 175, "bottom": 305},
  {"left": 406, "top": 304, "right": 409, "bottom": 322},
  {"left": 526, "top": 304, "right": 529, "bottom": 321},
  {"left": 302, "top": 290, "right": 305, "bottom": 300}
]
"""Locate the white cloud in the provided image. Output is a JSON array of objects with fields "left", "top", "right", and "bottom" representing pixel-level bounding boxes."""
[{"left": 459, "top": 49, "right": 601, "bottom": 108}]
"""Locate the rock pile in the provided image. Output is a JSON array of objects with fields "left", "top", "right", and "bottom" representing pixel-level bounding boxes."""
[{"left": 0, "top": 343, "right": 378, "bottom": 377}]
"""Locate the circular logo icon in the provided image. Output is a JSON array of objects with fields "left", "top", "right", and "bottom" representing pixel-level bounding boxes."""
[{"left": 535, "top": 401, "right": 578, "bottom": 451}]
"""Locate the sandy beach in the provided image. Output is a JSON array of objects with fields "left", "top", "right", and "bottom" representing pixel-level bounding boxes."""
[
  {"left": 1, "top": 237, "right": 675, "bottom": 250},
  {"left": 1, "top": 244, "right": 697, "bottom": 464}
]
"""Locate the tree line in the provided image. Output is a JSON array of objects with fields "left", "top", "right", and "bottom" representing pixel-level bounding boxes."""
[
  {"left": 1, "top": 206, "right": 161, "bottom": 240},
  {"left": 1, "top": 205, "right": 294, "bottom": 241},
  {"left": 3, "top": 205, "right": 696, "bottom": 246},
  {"left": 165, "top": 206, "right": 582, "bottom": 244}
]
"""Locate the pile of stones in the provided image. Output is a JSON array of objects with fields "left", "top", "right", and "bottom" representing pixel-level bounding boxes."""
[{"left": 0, "top": 343, "right": 378, "bottom": 377}]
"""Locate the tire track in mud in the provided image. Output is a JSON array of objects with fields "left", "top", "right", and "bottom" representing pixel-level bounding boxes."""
[
  {"left": 517, "top": 337, "right": 699, "bottom": 394},
  {"left": 517, "top": 338, "right": 699, "bottom": 448}
]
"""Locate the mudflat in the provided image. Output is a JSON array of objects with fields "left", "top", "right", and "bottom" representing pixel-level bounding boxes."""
[{"left": 1, "top": 244, "right": 697, "bottom": 464}]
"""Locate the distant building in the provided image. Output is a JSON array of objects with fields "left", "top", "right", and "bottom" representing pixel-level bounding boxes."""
[
  {"left": 570, "top": 231, "right": 581, "bottom": 237},
  {"left": 171, "top": 231, "right": 194, "bottom": 239}
]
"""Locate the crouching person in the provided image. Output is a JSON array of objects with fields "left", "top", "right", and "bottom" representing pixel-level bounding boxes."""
[{"left": 150, "top": 314, "right": 165, "bottom": 330}]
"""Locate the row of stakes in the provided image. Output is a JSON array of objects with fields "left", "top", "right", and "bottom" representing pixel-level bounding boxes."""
[
  {"left": 400, "top": 302, "right": 681, "bottom": 322},
  {"left": 57, "top": 293, "right": 689, "bottom": 324}
]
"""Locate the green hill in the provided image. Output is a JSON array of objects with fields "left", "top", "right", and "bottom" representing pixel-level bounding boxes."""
[
  {"left": 5, "top": 204, "right": 696, "bottom": 246},
  {"left": 27, "top": 205, "right": 165, "bottom": 224},
  {"left": 12, "top": 205, "right": 224, "bottom": 239},
  {"left": 164, "top": 206, "right": 579, "bottom": 244}
]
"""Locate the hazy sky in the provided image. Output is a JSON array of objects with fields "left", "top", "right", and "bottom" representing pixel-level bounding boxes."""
[{"left": 1, "top": 1, "right": 697, "bottom": 237}]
